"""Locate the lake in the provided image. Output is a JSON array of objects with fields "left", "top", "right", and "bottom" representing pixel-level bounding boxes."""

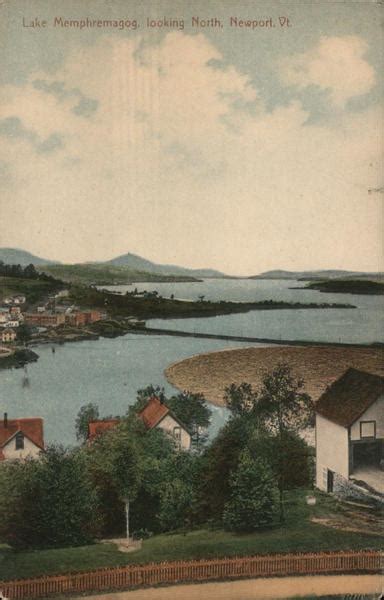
[{"left": 1, "top": 279, "right": 383, "bottom": 445}]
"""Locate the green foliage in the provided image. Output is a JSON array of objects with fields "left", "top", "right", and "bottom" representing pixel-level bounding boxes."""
[
  {"left": 0, "top": 446, "right": 97, "bottom": 549},
  {"left": 167, "top": 392, "right": 212, "bottom": 432},
  {"left": 75, "top": 403, "right": 100, "bottom": 443},
  {"left": 256, "top": 363, "right": 314, "bottom": 435},
  {"left": 224, "top": 382, "right": 257, "bottom": 417},
  {"left": 223, "top": 451, "right": 278, "bottom": 532}
]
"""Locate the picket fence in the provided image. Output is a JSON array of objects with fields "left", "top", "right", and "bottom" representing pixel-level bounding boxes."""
[{"left": 1, "top": 550, "right": 382, "bottom": 599}]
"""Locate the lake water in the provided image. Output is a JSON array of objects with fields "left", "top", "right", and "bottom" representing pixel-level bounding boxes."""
[{"left": 1, "top": 279, "right": 383, "bottom": 445}]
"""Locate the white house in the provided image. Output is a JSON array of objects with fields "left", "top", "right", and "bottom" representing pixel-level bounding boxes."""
[
  {"left": 139, "top": 396, "right": 191, "bottom": 450},
  {"left": 88, "top": 396, "right": 191, "bottom": 451},
  {"left": 316, "top": 368, "right": 384, "bottom": 495},
  {"left": 0, "top": 414, "right": 45, "bottom": 461}
]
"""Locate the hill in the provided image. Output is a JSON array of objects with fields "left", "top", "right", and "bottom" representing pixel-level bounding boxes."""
[
  {"left": 40, "top": 263, "right": 201, "bottom": 285},
  {"left": 250, "top": 269, "right": 384, "bottom": 280},
  {"left": 0, "top": 248, "right": 59, "bottom": 266},
  {"left": 104, "top": 252, "right": 226, "bottom": 278}
]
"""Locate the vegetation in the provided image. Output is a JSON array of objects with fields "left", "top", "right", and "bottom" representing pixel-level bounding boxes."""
[
  {"left": 0, "top": 446, "right": 97, "bottom": 549},
  {"left": 0, "top": 489, "right": 382, "bottom": 580},
  {"left": 306, "top": 279, "right": 384, "bottom": 295},
  {"left": 40, "top": 263, "right": 201, "bottom": 285},
  {"left": 0, "top": 348, "right": 38, "bottom": 370},
  {"left": 223, "top": 452, "right": 278, "bottom": 531},
  {"left": 68, "top": 285, "right": 355, "bottom": 320}
]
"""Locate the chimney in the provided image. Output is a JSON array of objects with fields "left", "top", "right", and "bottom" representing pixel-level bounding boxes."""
[{"left": 4, "top": 412, "right": 8, "bottom": 428}]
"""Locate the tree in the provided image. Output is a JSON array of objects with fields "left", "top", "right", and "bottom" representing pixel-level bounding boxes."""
[
  {"left": 75, "top": 403, "right": 100, "bottom": 443},
  {"left": 255, "top": 364, "right": 314, "bottom": 522},
  {"left": 0, "top": 446, "right": 98, "bottom": 549},
  {"left": 167, "top": 392, "right": 212, "bottom": 448},
  {"left": 224, "top": 382, "right": 257, "bottom": 417},
  {"left": 223, "top": 451, "right": 278, "bottom": 532},
  {"left": 88, "top": 427, "right": 142, "bottom": 540}
]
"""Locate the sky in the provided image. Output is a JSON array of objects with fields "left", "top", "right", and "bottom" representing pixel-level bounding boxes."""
[{"left": 0, "top": 0, "right": 383, "bottom": 275}]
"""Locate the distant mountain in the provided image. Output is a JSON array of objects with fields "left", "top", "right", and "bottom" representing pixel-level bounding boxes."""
[
  {"left": 103, "top": 252, "right": 227, "bottom": 278},
  {"left": 0, "top": 247, "right": 59, "bottom": 266},
  {"left": 250, "top": 269, "right": 384, "bottom": 280}
]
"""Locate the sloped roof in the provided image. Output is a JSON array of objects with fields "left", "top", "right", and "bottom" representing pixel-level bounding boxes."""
[
  {"left": 0, "top": 418, "right": 45, "bottom": 453},
  {"left": 139, "top": 396, "right": 169, "bottom": 429},
  {"left": 316, "top": 368, "right": 384, "bottom": 427},
  {"left": 87, "top": 419, "right": 119, "bottom": 441}
]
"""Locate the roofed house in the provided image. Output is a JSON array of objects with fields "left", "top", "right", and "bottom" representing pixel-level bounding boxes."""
[
  {"left": 88, "top": 397, "right": 191, "bottom": 450},
  {"left": 0, "top": 413, "right": 45, "bottom": 461},
  {"left": 139, "top": 396, "right": 191, "bottom": 450},
  {"left": 315, "top": 368, "right": 384, "bottom": 495},
  {"left": 87, "top": 419, "right": 120, "bottom": 442}
]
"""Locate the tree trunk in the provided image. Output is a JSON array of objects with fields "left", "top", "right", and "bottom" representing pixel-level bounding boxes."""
[{"left": 125, "top": 499, "right": 130, "bottom": 540}]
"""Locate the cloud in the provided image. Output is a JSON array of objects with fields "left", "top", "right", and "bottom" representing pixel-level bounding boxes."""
[
  {"left": 0, "top": 32, "right": 381, "bottom": 273},
  {"left": 0, "top": 116, "right": 64, "bottom": 153},
  {"left": 280, "top": 36, "right": 375, "bottom": 108}
]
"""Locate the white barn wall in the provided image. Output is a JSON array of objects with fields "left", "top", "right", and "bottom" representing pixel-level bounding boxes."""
[
  {"left": 316, "top": 414, "right": 349, "bottom": 490},
  {"left": 350, "top": 395, "right": 384, "bottom": 441}
]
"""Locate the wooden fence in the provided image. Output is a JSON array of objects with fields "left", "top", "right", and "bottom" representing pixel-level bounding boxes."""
[{"left": 1, "top": 550, "right": 382, "bottom": 599}]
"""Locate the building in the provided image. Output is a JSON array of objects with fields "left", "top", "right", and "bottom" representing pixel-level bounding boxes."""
[
  {"left": 24, "top": 312, "right": 65, "bottom": 327},
  {"left": 316, "top": 368, "right": 384, "bottom": 495},
  {"left": 139, "top": 396, "right": 191, "bottom": 450},
  {"left": 88, "top": 397, "right": 191, "bottom": 450},
  {"left": 0, "top": 329, "right": 16, "bottom": 343},
  {"left": 9, "top": 306, "right": 22, "bottom": 317},
  {"left": 87, "top": 419, "right": 120, "bottom": 442},
  {"left": 0, "top": 414, "right": 44, "bottom": 461},
  {"left": 65, "top": 310, "right": 102, "bottom": 327}
]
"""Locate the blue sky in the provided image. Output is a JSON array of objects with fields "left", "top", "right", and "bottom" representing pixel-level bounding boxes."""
[{"left": 0, "top": 0, "right": 382, "bottom": 274}]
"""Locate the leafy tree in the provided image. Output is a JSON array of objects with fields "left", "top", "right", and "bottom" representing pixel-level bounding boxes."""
[
  {"left": 196, "top": 416, "right": 252, "bottom": 523},
  {"left": 224, "top": 382, "right": 257, "bottom": 417},
  {"left": 223, "top": 451, "right": 278, "bottom": 532},
  {"left": 87, "top": 426, "right": 142, "bottom": 539},
  {"left": 256, "top": 364, "right": 314, "bottom": 435},
  {"left": 255, "top": 364, "right": 314, "bottom": 522},
  {"left": 167, "top": 391, "right": 211, "bottom": 448},
  {"left": 75, "top": 403, "right": 100, "bottom": 443},
  {"left": 0, "top": 446, "right": 97, "bottom": 549}
]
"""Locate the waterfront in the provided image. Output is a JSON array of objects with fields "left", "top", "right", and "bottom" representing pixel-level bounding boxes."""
[{"left": 1, "top": 278, "right": 383, "bottom": 446}]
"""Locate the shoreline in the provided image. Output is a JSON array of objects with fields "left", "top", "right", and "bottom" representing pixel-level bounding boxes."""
[{"left": 164, "top": 345, "right": 384, "bottom": 407}]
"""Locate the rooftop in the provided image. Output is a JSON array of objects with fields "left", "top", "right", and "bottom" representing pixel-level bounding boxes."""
[
  {"left": 316, "top": 368, "right": 384, "bottom": 427},
  {"left": 0, "top": 416, "right": 44, "bottom": 456}
]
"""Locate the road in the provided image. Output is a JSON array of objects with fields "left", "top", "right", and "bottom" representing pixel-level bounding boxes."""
[{"left": 70, "top": 574, "right": 382, "bottom": 600}]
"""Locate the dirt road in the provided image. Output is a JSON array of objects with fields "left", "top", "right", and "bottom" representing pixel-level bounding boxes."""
[{"left": 71, "top": 574, "right": 382, "bottom": 600}]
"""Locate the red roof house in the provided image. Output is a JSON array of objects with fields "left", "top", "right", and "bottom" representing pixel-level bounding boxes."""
[
  {"left": 0, "top": 414, "right": 44, "bottom": 461},
  {"left": 88, "top": 397, "right": 191, "bottom": 450},
  {"left": 87, "top": 419, "right": 120, "bottom": 442}
]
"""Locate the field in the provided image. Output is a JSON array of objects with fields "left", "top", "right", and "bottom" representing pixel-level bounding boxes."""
[
  {"left": 0, "top": 490, "right": 382, "bottom": 581},
  {"left": 165, "top": 345, "right": 384, "bottom": 406}
]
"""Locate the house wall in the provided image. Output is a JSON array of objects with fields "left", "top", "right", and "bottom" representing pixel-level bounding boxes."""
[
  {"left": 316, "top": 414, "right": 349, "bottom": 491},
  {"left": 350, "top": 395, "right": 384, "bottom": 441},
  {"left": 157, "top": 414, "right": 191, "bottom": 450},
  {"left": 2, "top": 436, "right": 42, "bottom": 460}
]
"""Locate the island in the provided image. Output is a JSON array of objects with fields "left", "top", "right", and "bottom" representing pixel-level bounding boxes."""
[{"left": 304, "top": 280, "right": 384, "bottom": 295}]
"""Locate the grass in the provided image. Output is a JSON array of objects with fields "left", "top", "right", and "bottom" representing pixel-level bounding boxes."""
[{"left": 0, "top": 490, "right": 382, "bottom": 581}]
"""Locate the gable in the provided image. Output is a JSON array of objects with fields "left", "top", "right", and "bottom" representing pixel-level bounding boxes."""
[{"left": 315, "top": 368, "right": 384, "bottom": 427}]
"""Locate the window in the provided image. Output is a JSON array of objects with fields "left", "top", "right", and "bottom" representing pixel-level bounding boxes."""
[
  {"left": 173, "top": 426, "right": 181, "bottom": 441},
  {"left": 360, "top": 421, "right": 376, "bottom": 439},
  {"left": 15, "top": 431, "right": 24, "bottom": 450}
]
